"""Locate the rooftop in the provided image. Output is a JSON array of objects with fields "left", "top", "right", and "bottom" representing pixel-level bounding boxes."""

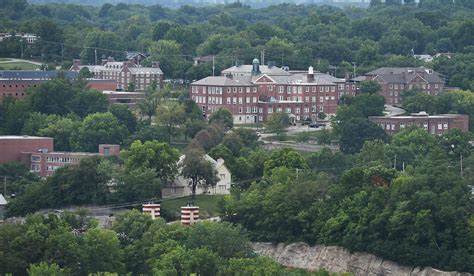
[
  {"left": 0, "top": 135, "right": 53, "bottom": 140},
  {"left": 0, "top": 70, "right": 78, "bottom": 80}
]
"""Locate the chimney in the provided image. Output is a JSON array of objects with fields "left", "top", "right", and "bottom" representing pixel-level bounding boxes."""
[
  {"left": 101, "top": 58, "right": 108, "bottom": 66},
  {"left": 267, "top": 61, "right": 276, "bottom": 68},
  {"left": 307, "top": 66, "right": 314, "bottom": 82}
]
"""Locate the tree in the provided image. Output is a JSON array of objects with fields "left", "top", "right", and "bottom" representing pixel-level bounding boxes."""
[
  {"left": 155, "top": 102, "right": 186, "bottom": 143},
  {"left": 28, "top": 76, "right": 78, "bottom": 116},
  {"left": 71, "top": 90, "right": 109, "bottom": 118},
  {"left": 122, "top": 140, "right": 179, "bottom": 183},
  {"left": 82, "top": 229, "right": 125, "bottom": 274},
  {"left": 180, "top": 144, "right": 218, "bottom": 198},
  {"left": 109, "top": 105, "right": 137, "bottom": 133},
  {"left": 38, "top": 116, "right": 80, "bottom": 151},
  {"left": 137, "top": 85, "right": 161, "bottom": 121},
  {"left": 208, "top": 107, "right": 233, "bottom": 131},
  {"left": 74, "top": 112, "right": 128, "bottom": 152},
  {"left": 360, "top": 80, "right": 382, "bottom": 95},
  {"left": 263, "top": 148, "right": 308, "bottom": 175},
  {"left": 27, "top": 262, "right": 67, "bottom": 276},
  {"left": 339, "top": 118, "right": 389, "bottom": 154},
  {"left": 265, "top": 112, "right": 290, "bottom": 137}
]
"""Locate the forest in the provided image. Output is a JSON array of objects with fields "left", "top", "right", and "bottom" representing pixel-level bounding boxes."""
[
  {"left": 0, "top": 0, "right": 473, "bottom": 274},
  {"left": 0, "top": 0, "right": 474, "bottom": 90}
]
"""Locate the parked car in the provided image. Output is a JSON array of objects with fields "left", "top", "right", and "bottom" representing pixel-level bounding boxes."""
[{"left": 309, "top": 122, "right": 326, "bottom": 128}]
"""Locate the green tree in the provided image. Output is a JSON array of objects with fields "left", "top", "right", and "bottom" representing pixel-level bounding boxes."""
[
  {"left": 265, "top": 112, "right": 290, "bottom": 137},
  {"left": 339, "top": 118, "right": 388, "bottom": 154},
  {"left": 109, "top": 105, "right": 137, "bottom": 133},
  {"left": 181, "top": 144, "right": 218, "bottom": 198},
  {"left": 122, "top": 140, "right": 179, "bottom": 183},
  {"left": 155, "top": 102, "right": 186, "bottom": 143},
  {"left": 209, "top": 107, "right": 234, "bottom": 131},
  {"left": 74, "top": 112, "right": 128, "bottom": 152},
  {"left": 27, "top": 262, "right": 67, "bottom": 276},
  {"left": 82, "top": 229, "right": 125, "bottom": 274},
  {"left": 263, "top": 148, "right": 308, "bottom": 175}
]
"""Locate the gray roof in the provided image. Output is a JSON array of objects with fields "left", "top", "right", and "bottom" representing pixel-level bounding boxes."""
[
  {"left": 368, "top": 67, "right": 443, "bottom": 84},
  {"left": 128, "top": 67, "right": 163, "bottom": 75},
  {"left": 269, "top": 74, "right": 337, "bottom": 85},
  {"left": 0, "top": 70, "right": 78, "bottom": 80},
  {"left": 222, "top": 65, "right": 291, "bottom": 76},
  {"left": 0, "top": 194, "right": 7, "bottom": 205},
  {"left": 192, "top": 76, "right": 251, "bottom": 86}
]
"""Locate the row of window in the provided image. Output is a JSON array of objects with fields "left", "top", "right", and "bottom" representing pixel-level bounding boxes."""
[
  {"left": 267, "top": 106, "right": 323, "bottom": 114},
  {"left": 46, "top": 156, "right": 81, "bottom": 164},
  {"left": 195, "top": 95, "right": 336, "bottom": 105},
  {"left": 1, "top": 92, "right": 25, "bottom": 97},
  {"left": 2, "top": 84, "right": 37, "bottom": 88}
]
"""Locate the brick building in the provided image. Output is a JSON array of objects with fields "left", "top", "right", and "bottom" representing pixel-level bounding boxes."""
[
  {"left": 190, "top": 59, "right": 357, "bottom": 124},
  {"left": 0, "top": 136, "right": 120, "bottom": 177},
  {"left": 362, "top": 67, "right": 444, "bottom": 105},
  {"left": 0, "top": 70, "right": 116, "bottom": 103},
  {"left": 102, "top": 90, "right": 145, "bottom": 107},
  {"left": 70, "top": 57, "right": 164, "bottom": 91},
  {"left": 369, "top": 112, "right": 469, "bottom": 135}
]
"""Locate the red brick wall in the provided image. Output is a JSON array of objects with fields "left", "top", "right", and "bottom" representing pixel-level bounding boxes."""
[
  {"left": 87, "top": 80, "right": 117, "bottom": 92},
  {"left": 0, "top": 137, "right": 54, "bottom": 164}
]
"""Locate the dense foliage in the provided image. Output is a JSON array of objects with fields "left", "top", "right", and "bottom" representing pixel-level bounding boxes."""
[
  {"left": 223, "top": 128, "right": 474, "bottom": 273},
  {"left": 2, "top": 210, "right": 340, "bottom": 275},
  {"left": 0, "top": 0, "right": 473, "bottom": 90}
]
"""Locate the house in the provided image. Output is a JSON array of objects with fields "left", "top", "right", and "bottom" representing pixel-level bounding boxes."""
[
  {"left": 0, "top": 194, "right": 6, "bottom": 220},
  {"left": 193, "top": 55, "right": 214, "bottom": 66},
  {"left": 190, "top": 59, "right": 358, "bottom": 124},
  {"left": 126, "top": 52, "right": 147, "bottom": 65},
  {"left": 365, "top": 67, "right": 444, "bottom": 106},
  {"left": 0, "top": 32, "right": 38, "bottom": 44},
  {"left": 162, "top": 155, "right": 231, "bottom": 199},
  {"left": 0, "top": 135, "right": 120, "bottom": 177},
  {"left": 70, "top": 57, "right": 164, "bottom": 91},
  {"left": 369, "top": 112, "right": 469, "bottom": 135}
]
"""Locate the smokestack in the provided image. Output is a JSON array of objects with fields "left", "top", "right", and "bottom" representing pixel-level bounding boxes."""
[{"left": 307, "top": 66, "right": 314, "bottom": 82}]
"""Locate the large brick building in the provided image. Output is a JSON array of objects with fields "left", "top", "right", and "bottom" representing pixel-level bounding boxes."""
[
  {"left": 70, "top": 57, "right": 164, "bottom": 91},
  {"left": 0, "top": 136, "right": 120, "bottom": 177},
  {"left": 369, "top": 112, "right": 469, "bottom": 135},
  {"left": 190, "top": 59, "right": 357, "bottom": 124},
  {"left": 362, "top": 67, "right": 444, "bottom": 105},
  {"left": 0, "top": 70, "right": 116, "bottom": 103}
]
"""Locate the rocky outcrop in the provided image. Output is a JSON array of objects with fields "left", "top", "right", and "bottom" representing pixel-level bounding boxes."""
[{"left": 252, "top": 242, "right": 471, "bottom": 276}]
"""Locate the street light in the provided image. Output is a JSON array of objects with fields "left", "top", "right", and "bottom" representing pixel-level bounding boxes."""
[{"left": 451, "top": 144, "right": 463, "bottom": 178}]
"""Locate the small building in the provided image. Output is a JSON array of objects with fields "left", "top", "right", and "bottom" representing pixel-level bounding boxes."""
[
  {"left": 0, "top": 194, "right": 7, "bottom": 219},
  {"left": 0, "top": 135, "right": 120, "bottom": 177},
  {"left": 193, "top": 55, "right": 214, "bottom": 66},
  {"left": 162, "top": 155, "right": 232, "bottom": 199},
  {"left": 102, "top": 90, "right": 145, "bottom": 107},
  {"left": 369, "top": 112, "right": 469, "bottom": 135}
]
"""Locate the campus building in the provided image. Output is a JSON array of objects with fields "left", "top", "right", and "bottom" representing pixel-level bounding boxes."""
[
  {"left": 190, "top": 59, "right": 357, "bottom": 124},
  {"left": 369, "top": 112, "right": 469, "bottom": 135},
  {"left": 0, "top": 70, "right": 116, "bottom": 102},
  {"left": 0, "top": 135, "right": 119, "bottom": 177},
  {"left": 70, "top": 57, "right": 164, "bottom": 91},
  {"left": 360, "top": 67, "right": 445, "bottom": 105}
]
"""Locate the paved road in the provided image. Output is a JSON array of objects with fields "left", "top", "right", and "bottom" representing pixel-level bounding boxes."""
[
  {"left": 384, "top": 105, "right": 405, "bottom": 117},
  {"left": 0, "top": 58, "right": 43, "bottom": 66},
  {"left": 263, "top": 141, "right": 338, "bottom": 152}
]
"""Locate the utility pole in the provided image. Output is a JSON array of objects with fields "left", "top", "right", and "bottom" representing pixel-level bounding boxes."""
[
  {"left": 261, "top": 49, "right": 265, "bottom": 66},
  {"left": 352, "top": 62, "right": 357, "bottom": 78},
  {"left": 94, "top": 48, "right": 98, "bottom": 65},
  {"left": 20, "top": 39, "right": 24, "bottom": 59},
  {"left": 393, "top": 154, "right": 397, "bottom": 170},
  {"left": 212, "top": 55, "right": 215, "bottom": 76},
  {"left": 460, "top": 154, "right": 463, "bottom": 178},
  {"left": 3, "top": 176, "right": 6, "bottom": 197},
  {"left": 61, "top": 43, "right": 64, "bottom": 65}
]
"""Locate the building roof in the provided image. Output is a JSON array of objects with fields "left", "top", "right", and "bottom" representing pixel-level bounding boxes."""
[
  {"left": 0, "top": 194, "right": 7, "bottom": 205},
  {"left": 192, "top": 76, "right": 252, "bottom": 86},
  {"left": 369, "top": 113, "right": 468, "bottom": 120},
  {"left": 222, "top": 65, "right": 291, "bottom": 76},
  {"left": 0, "top": 135, "right": 53, "bottom": 140},
  {"left": 128, "top": 67, "right": 163, "bottom": 75},
  {"left": 0, "top": 70, "right": 78, "bottom": 80}
]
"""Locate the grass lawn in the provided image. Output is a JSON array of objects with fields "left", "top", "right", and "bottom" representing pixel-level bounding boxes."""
[
  {"left": 161, "top": 194, "right": 225, "bottom": 220},
  {"left": 0, "top": 61, "right": 40, "bottom": 70}
]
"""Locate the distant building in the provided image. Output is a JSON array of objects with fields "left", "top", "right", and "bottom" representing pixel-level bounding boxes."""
[
  {"left": 0, "top": 194, "right": 6, "bottom": 219},
  {"left": 190, "top": 59, "right": 357, "bottom": 124},
  {"left": 364, "top": 67, "right": 445, "bottom": 106},
  {"left": 369, "top": 112, "right": 469, "bottom": 135},
  {"left": 162, "top": 155, "right": 231, "bottom": 199},
  {"left": 70, "top": 57, "right": 164, "bottom": 91},
  {"left": 0, "top": 33, "right": 38, "bottom": 44},
  {"left": 193, "top": 55, "right": 214, "bottom": 66},
  {"left": 414, "top": 54, "right": 433, "bottom": 63},
  {"left": 102, "top": 90, "right": 145, "bottom": 107},
  {"left": 0, "top": 70, "right": 114, "bottom": 103},
  {"left": 0, "top": 135, "right": 120, "bottom": 177}
]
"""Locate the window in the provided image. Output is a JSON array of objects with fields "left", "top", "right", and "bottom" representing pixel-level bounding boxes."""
[
  {"left": 253, "top": 106, "right": 258, "bottom": 113},
  {"left": 435, "top": 84, "right": 439, "bottom": 89},
  {"left": 331, "top": 87, "right": 335, "bottom": 92},
  {"left": 443, "top": 123, "right": 448, "bottom": 130},
  {"left": 312, "top": 96, "right": 316, "bottom": 102},
  {"left": 319, "top": 86, "right": 323, "bottom": 92},
  {"left": 104, "top": 147, "right": 110, "bottom": 156},
  {"left": 227, "top": 88, "right": 231, "bottom": 93},
  {"left": 400, "top": 123, "right": 406, "bottom": 129},
  {"left": 325, "top": 86, "right": 329, "bottom": 92},
  {"left": 232, "top": 97, "right": 237, "bottom": 104},
  {"left": 239, "top": 107, "right": 243, "bottom": 113},
  {"left": 258, "top": 108, "right": 263, "bottom": 113},
  {"left": 31, "top": 155, "right": 41, "bottom": 162},
  {"left": 253, "top": 97, "right": 257, "bottom": 103},
  {"left": 238, "top": 97, "right": 243, "bottom": 104},
  {"left": 246, "top": 97, "right": 250, "bottom": 103},
  {"left": 246, "top": 106, "right": 251, "bottom": 113},
  {"left": 246, "top": 87, "right": 250, "bottom": 93},
  {"left": 305, "top": 96, "right": 310, "bottom": 102},
  {"left": 305, "top": 87, "right": 309, "bottom": 92},
  {"left": 31, "top": 164, "right": 40, "bottom": 172},
  {"left": 438, "top": 123, "right": 442, "bottom": 130},
  {"left": 277, "top": 107, "right": 282, "bottom": 112},
  {"left": 286, "top": 107, "right": 291, "bottom": 113},
  {"left": 219, "top": 174, "right": 226, "bottom": 179},
  {"left": 233, "top": 87, "right": 237, "bottom": 93},
  {"left": 320, "top": 96, "right": 323, "bottom": 103},
  {"left": 227, "top": 98, "right": 231, "bottom": 104},
  {"left": 304, "top": 107, "right": 309, "bottom": 113},
  {"left": 268, "top": 107, "right": 273, "bottom": 113},
  {"left": 295, "top": 107, "right": 300, "bottom": 113},
  {"left": 298, "top": 87, "right": 302, "bottom": 93},
  {"left": 253, "top": 87, "right": 257, "bottom": 93},
  {"left": 278, "top": 96, "right": 284, "bottom": 101}
]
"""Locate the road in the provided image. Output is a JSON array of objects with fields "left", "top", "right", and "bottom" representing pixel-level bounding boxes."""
[
  {"left": 384, "top": 105, "right": 405, "bottom": 117},
  {"left": 0, "top": 58, "right": 43, "bottom": 66},
  {"left": 263, "top": 141, "right": 338, "bottom": 152}
]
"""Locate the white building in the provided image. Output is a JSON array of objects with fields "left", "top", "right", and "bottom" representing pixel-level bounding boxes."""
[{"left": 162, "top": 155, "right": 232, "bottom": 199}]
